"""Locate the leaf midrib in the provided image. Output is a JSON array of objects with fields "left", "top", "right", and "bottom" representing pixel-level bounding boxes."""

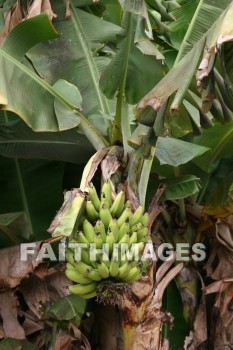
[
  {"left": 70, "top": 4, "right": 110, "bottom": 116},
  {"left": 209, "top": 125, "right": 233, "bottom": 166}
]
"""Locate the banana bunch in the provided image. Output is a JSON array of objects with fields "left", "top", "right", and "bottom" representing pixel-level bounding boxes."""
[{"left": 65, "top": 181, "right": 150, "bottom": 299}]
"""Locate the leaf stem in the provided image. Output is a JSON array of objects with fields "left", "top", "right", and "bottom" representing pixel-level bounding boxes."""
[
  {"left": 111, "top": 12, "right": 133, "bottom": 145},
  {"left": 51, "top": 322, "right": 57, "bottom": 350},
  {"left": 3, "top": 111, "right": 34, "bottom": 237}
]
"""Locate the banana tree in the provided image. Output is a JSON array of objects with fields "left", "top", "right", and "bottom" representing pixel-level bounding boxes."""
[{"left": 1, "top": 0, "right": 233, "bottom": 349}]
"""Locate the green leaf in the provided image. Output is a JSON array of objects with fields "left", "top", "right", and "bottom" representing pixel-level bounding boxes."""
[
  {"left": 160, "top": 175, "right": 200, "bottom": 200},
  {"left": 27, "top": 1, "right": 121, "bottom": 120},
  {"left": 0, "top": 14, "right": 81, "bottom": 131},
  {"left": 0, "top": 119, "right": 94, "bottom": 163},
  {"left": 155, "top": 137, "right": 210, "bottom": 166},
  {"left": 0, "top": 156, "right": 64, "bottom": 244},
  {"left": 47, "top": 294, "right": 86, "bottom": 321},
  {"left": 100, "top": 12, "right": 163, "bottom": 104},
  {"left": 175, "top": 0, "right": 232, "bottom": 62},
  {"left": 136, "top": 1, "right": 233, "bottom": 122},
  {"left": 0, "top": 211, "right": 29, "bottom": 244},
  {"left": 163, "top": 281, "right": 188, "bottom": 348},
  {"left": 194, "top": 122, "right": 233, "bottom": 171}
]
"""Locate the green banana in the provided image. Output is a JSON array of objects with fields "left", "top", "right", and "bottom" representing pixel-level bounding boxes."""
[
  {"left": 80, "top": 290, "right": 97, "bottom": 299},
  {"left": 124, "top": 200, "right": 132, "bottom": 209},
  {"left": 97, "top": 261, "right": 110, "bottom": 279},
  {"left": 83, "top": 219, "right": 95, "bottom": 243},
  {"left": 118, "top": 232, "right": 130, "bottom": 245},
  {"left": 94, "top": 220, "right": 106, "bottom": 242},
  {"left": 86, "top": 200, "right": 99, "bottom": 222},
  {"left": 93, "top": 233, "right": 103, "bottom": 249},
  {"left": 121, "top": 266, "right": 141, "bottom": 283},
  {"left": 65, "top": 179, "right": 151, "bottom": 292},
  {"left": 106, "top": 229, "right": 115, "bottom": 254},
  {"left": 101, "top": 180, "right": 112, "bottom": 207},
  {"left": 109, "top": 257, "right": 120, "bottom": 277},
  {"left": 79, "top": 248, "right": 91, "bottom": 265},
  {"left": 129, "top": 231, "right": 138, "bottom": 245},
  {"left": 131, "top": 223, "right": 143, "bottom": 234},
  {"left": 137, "top": 227, "right": 149, "bottom": 241},
  {"left": 110, "top": 191, "right": 125, "bottom": 217},
  {"left": 117, "top": 208, "right": 132, "bottom": 227},
  {"left": 141, "top": 212, "right": 149, "bottom": 226},
  {"left": 118, "top": 221, "right": 130, "bottom": 240},
  {"left": 130, "top": 205, "right": 144, "bottom": 226},
  {"left": 66, "top": 250, "right": 75, "bottom": 265},
  {"left": 109, "top": 245, "right": 120, "bottom": 277},
  {"left": 66, "top": 262, "right": 76, "bottom": 270},
  {"left": 65, "top": 269, "right": 92, "bottom": 284},
  {"left": 118, "top": 262, "right": 132, "bottom": 279},
  {"left": 108, "top": 219, "right": 119, "bottom": 241},
  {"left": 99, "top": 204, "right": 112, "bottom": 228},
  {"left": 69, "top": 281, "right": 97, "bottom": 295},
  {"left": 87, "top": 269, "right": 102, "bottom": 281},
  {"left": 88, "top": 182, "right": 101, "bottom": 211},
  {"left": 76, "top": 231, "right": 89, "bottom": 244},
  {"left": 75, "top": 261, "right": 94, "bottom": 276}
]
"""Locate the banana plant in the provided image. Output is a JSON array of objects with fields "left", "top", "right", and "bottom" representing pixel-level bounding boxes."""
[{"left": 1, "top": 0, "right": 233, "bottom": 348}]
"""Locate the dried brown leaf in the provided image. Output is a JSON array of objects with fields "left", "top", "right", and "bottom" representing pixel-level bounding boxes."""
[
  {"left": 0, "top": 243, "right": 41, "bottom": 290},
  {"left": 55, "top": 330, "right": 74, "bottom": 350},
  {"left": 45, "top": 266, "right": 71, "bottom": 301},
  {"left": 27, "top": 0, "right": 57, "bottom": 20},
  {"left": 0, "top": 291, "right": 25, "bottom": 339},
  {"left": 18, "top": 275, "right": 50, "bottom": 319},
  {"left": 20, "top": 310, "right": 44, "bottom": 336},
  {"left": 193, "top": 297, "right": 207, "bottom": 346},
  {"left": 0, "top": 1, "right": 23, "bottom": 46}
]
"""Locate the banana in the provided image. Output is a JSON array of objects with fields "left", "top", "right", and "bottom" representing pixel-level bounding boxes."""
[
  {"left": 83, "top": 219, "right": 95, "bottom": 243},
  {"left": 65, "top": 269, "right": 92, "bottom": 284},
  {"left": 106, "top": 229, "right": 115, "bottom": 254},
  {"left": 99, "top": 204, "right": 112, "bottom": 228},
  {"left": 110, "top": 191, "right": 125, "bottom": 217},
  {"left": 80, "top": 290, "right": 97, "bottom": 299},
  {"left": 118, "top": 221, "right": 130, "bottom": 240},
  {"left": 129, "top": 231, "right": 138, "bottom": 245},
  {"left": 66, "top": 250, "right": 75, "bottom": 265},
  {"left": 94, "top": 220, "right": 106, "bottom": 242},
  {"left": 109, "top": 245, "right": 120, "bottom": 277},
  {"left": 117, "top": 208, "right": 132, "bottom": 227},
  {"left": 118, "top": 232, "right": 130, "bottom": 245},
  {"left": 141, "top": 212, "right": 149, "bottom": 227},
  {"left": 101, "top": 180, "right": 112, "bottom": 207},
  {"left": 76, "top": 231, "right": 89, "bottom": 244},
  {"left": 130, "top": 205, "right": 144, "bottom": 226},
  {"left": 97, "top": 261, "right": 110, "bottom": 279},
  {"left": 124, "top": 200, "right": 132, "bottom": 209},
  {"left": 80, "top": 248, "right": 91, "bottom": 266},
  {"left": 88, "top": 182, "right": 100, "bottom": 211},
  {"left": 87, "top": 269, "right": 102, "bottom": 281},
  {"left": 108, "top": 219, "right": 119, "bottom": 241},
  {"left": 86, "top": 200, "right": 99, "bottom": 222},
  {"left": 120, "top": 242, "right": 144, "bottom": 264},
  {"left": 109, "top": 257, "right": 120, "bottom": 277},
  {"left": 131, "top": 222, "right": 143, "bottom": 233},
  {"left": 137, "top": 227, "right": 149, "bottom": 241},
  {"left": 66, "top": 262, "right": 76, "bottom": 270},
  {"left": 75, "top": 261, "right": 94, "bottom": 276},
  {"left": 93, "top": 233, "right": 103, "bottom": 249},
  {"left": 89, "top": 246, "right": 101, "bottom": 268},
  {"left": 69, "top": 281, "right": 97, "bottom": 295},
  {"left": 121, "top": 266, "right": 142, "bottom": 283},
  {"left": 118, "top": 262, "right": 132, "bottom": 279}
]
